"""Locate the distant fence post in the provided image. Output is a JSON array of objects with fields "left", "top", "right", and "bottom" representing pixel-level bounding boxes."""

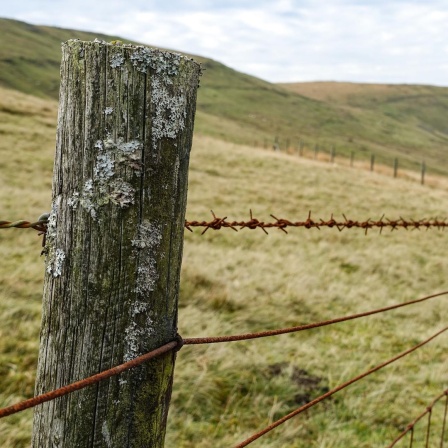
[
  {"left": 370, "top": 154, "right": 375, "bottom": 172},
  {"left": 299, "top": 139, "right": 304, "bottom": 157},
  {"left": 421, "top": 161, "right": 426, "bottom": 185},
  {"left": 273, "top": 136, "right": 279, "bottom": 151},
  {"left": 31, "top": 40, "right": 201, "bottom": 447},
  {"left": 330, "top": 145, "right": 335, "bottom": 163},
  {"left": 314, "top": 144, "right": 319, "bottom": 160},
  {"left": 394, "top": 158, "right": 398, "bottom": 178}
]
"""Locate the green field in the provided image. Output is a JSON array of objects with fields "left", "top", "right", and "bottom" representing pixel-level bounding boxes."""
[{"left": 0, "top": 84, "right": 447, "bottom": 447}]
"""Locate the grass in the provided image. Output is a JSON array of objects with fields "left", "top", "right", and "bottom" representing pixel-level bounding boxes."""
[
  {"left": 1, "top": 86, "right": 447, "bottom": 447},
  {"left": 0, "top": 88, "right": 54, "bottom": 446},
  {"left": 2, "top": 18, "right": 448, "bottom": 177}
]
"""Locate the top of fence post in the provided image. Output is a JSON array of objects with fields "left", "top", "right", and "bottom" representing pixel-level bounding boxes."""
[{"left": 31, "top": 39, "right": 201, "bottom": 447}]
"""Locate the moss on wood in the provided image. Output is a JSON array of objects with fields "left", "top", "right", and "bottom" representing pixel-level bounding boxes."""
[{"left": 31, "top": 40, "right": 201, "bottom": 447}]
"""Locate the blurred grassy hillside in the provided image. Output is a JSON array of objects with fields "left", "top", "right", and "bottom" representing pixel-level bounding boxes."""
[
  {"left": 0, "top": 86, "right": 447, "bottom": 447},
  {"left": 1, "top": 17, "right": 448, "bottom": 175}
]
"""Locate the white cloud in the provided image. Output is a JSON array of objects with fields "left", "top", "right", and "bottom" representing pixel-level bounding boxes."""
[{"left": 2, "top": 0, "right": 448, "bottom": 85}]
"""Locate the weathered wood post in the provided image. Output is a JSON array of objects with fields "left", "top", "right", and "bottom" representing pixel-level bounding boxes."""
[
  {"left": 31, "top": 40, "right": 201, "bottom": 447},
  {"left": 330, "top": 145, "right": 335, "bottom": 163},
  {"left": 421, "top": 160, "right": 426, "bottom": 185},
  {"left": 273, "top": 136, "right": 279, "bottom": 152},
  {"left": 370, "top": 154, "right": 375, "bottom": 172},
  {"left": 298, "top": 139, "right": 303, "bottom": 157},
  {"left": 393, "top": 158, "right": 398, "bottom": 178}
]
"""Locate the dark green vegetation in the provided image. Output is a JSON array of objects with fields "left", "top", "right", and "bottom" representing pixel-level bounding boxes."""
[{"left": 1, "top": 18, "right": 448, "bottom": 175}]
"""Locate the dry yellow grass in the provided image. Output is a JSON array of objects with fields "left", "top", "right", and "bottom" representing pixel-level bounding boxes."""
[
  {"left": 171, "top": 137, "right": 448, "bottom": 447},
  {"left": 0, "top": 87, "right": 447, "bottom": 447}
]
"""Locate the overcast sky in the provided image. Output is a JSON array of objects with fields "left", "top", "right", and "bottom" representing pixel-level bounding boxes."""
[{"left": 2, "top": 0, "right": 448, "bottom": 86}]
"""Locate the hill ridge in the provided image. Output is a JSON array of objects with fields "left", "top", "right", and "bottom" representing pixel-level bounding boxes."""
[{"left": 1, "top": 17, "right": 448, "bottom": 175}]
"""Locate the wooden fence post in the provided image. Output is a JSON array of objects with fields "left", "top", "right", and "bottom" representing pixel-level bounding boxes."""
[
  {"left": 421, "top": 161, "right": 426, "bottom": 185},
  {"left": 394, "top": 158, "right": 398, "bottom": 178},
  {"left": 330, "top": 145, "right": 335, "bottom": 163},
  {"left": 370, "top": 154, "right": 375, "bottom": 172},
  {"left": 31, "top": 40, "right": 201, "bottom": 447}
]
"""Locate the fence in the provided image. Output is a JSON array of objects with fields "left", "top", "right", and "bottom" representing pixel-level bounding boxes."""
[
  {"left": 1, "top": 213, "right": 447, "bottom": 446},
  {"left": 262, "top": 137, "right": 430, "bottom": 185},
  {"left": 4, "top": 211, "right": 448, "bottom": 235},
  {"left": 0, "top": 40, "right": 446, "bottom": 447}
]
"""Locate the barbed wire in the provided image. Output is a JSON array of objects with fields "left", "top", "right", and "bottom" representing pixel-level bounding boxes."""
[
  {"left": 186, "top": 210, "right": 448, "bottom": 234},
  {"left": 386, "top": 389, "right": 448, "bottom": 448},
  {"left": 3, "top": 211, "right": 448, "bottom": 236},
  {"left": 233, "top": 326, "right": 448, "bottom": 448}
]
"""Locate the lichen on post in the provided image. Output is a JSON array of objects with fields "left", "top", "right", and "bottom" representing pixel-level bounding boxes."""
[{"left": 32, "top": 40, "right": 201, "bottom": 447}]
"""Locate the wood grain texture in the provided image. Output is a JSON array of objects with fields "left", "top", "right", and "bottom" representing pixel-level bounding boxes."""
[{"left": 31, "top": 40, "right": 201, "bottom": 447}]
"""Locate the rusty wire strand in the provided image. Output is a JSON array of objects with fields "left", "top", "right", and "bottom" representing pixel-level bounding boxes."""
[
  {"left": 386, "top": 390, "right": 448, "bottom": 448},
  {"left": 0, "top": 292, "right": 446, "bottom": 421},
  {"left": 185, "top": 210, "right": 448, "bottom": 235},
  {"left": 183, "top": 291, "right": 448, "bottom": 344},
  {"left": 0, "top": 340, "right": 178, "bottom": 419},
  {"left": 3, "top": 211, "right": 448, "bottom": 236},
  {"left": 233, "top": 327, "right": 448, "bottom": 448},
  {"left": 0, "top": 218, "right": 48, "bottom": 233}
]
